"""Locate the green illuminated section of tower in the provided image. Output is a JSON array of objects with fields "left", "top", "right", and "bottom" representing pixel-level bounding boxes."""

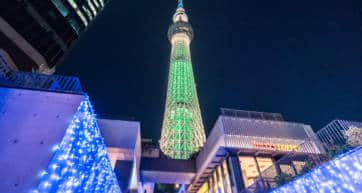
[{"left": 160, "top": 0, "right": 206, "bottom": 159}]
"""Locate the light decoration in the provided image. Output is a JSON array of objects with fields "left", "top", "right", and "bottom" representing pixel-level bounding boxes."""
[
  {"left": 160, "top": 0, "right": 206, "bottom": 159},
  {"left": 32, "top": 96, "right": 121, "bottom": 193},
  {"left": 270, "top": 146, "right": 362, "bottom": 193}
]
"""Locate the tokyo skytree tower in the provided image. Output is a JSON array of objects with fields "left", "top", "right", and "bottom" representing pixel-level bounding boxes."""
[{"left": 160, "top": 0, "right": 206, "bottom": 159}]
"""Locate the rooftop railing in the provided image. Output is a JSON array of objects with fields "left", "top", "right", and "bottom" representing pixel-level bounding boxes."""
[
  {"left": 0, "top": 57, "right": 83, "bottom": 94},
  {"left": 220, "top": 108, "right": 284, "bottom": 121}
]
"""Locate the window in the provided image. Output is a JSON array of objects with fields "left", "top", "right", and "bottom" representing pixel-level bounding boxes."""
[
  {"left": 239, "top": 156, "right": 277, "bottom": 187},
  {"left": 239, "top": 156, "right": 259, "bottom": 187}
]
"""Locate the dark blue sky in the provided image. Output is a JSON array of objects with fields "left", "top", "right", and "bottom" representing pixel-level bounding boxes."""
[{"left": 58, "top": 0, "right": 362, "bottom": 140}]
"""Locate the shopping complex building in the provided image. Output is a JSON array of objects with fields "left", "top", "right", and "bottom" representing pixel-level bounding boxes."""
[{"left": 188, "top": 109, "right": 325, "bottom": 193}]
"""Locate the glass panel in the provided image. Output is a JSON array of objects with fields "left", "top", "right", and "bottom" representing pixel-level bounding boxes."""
[
  {"left": 222, "top": 160, "right": 232, "bottom": 193},
  {"left": 256, "top": 157, "right": 277, "bottom": 187},
  {"left": 212, "top": 171, "right": 218, "bottom": 193},
  {"left": 256, "top": 157, "right": 274, "bottom": 173},
  {"left": 293, "top": 161, "right": 306, "bottom": 174},
  {"left": 279, "top": 164, "right": 295, "bottom": 176},
  {"left": 239, "top": 156, "right": 259, "bottom": 187},
  {"left": 197, "top": 182, "right": 208, "bottom": 193},
  {"left": 217, "top": 166, "right": 225, "bottom": 193}
]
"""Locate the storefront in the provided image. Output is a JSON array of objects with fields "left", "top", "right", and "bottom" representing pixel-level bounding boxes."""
[{"left": 190, "top": 110, "right": 326, "bottom": 193}]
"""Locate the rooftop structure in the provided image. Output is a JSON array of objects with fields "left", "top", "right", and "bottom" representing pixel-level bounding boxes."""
[
  {"left": 220, "top": 108, "right": 284, "bottom": 121},
  {"left": 0, "top": 56, "right": 83, "bottom": 94}
]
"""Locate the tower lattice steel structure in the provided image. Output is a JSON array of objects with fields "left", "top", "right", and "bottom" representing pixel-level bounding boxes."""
[{"left": 160, "top": 0, "right": 206, "bottom": 159}]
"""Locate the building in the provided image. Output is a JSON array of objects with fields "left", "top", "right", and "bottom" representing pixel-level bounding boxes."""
[
  {"left": 187, "top": 109, "right": 325, "bottom": 193},
  {"left": 133, "top": 109, "right": 326, "bottom": 193},
  {"left": 160, "top": 0, "right": 206, "bottom": 159},
  {"left": 0, "top": 0, "right": 109, "bottom": 73}
]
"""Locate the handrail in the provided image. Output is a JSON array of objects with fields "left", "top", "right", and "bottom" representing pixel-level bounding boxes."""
[{"left": 0, "top": 60, "right": 83, "bottom": 94}]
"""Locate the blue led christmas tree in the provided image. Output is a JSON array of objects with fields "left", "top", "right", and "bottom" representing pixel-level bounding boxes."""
[{"left": 32, "top": 96, "right": 121, "bottom": 193}]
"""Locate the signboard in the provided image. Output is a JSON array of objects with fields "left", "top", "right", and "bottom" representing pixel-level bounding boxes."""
[{"left": 251, "top": 141, "right": 299, "bottom": 151}]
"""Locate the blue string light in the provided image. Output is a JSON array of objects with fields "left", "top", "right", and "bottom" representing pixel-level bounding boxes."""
[
  {"left": 32, "top": 96, "right": 121, "bottom": 193},
  {"left": 271, "top": 146, "right": 362, "bottom": 193}
]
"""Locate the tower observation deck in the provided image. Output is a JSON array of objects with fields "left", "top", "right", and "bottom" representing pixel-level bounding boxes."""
[{"left": 160, "top": 0, "right": 206, "bottom": 159}]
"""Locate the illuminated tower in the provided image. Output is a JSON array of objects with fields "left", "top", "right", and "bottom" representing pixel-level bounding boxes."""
[{"left": 160, "top": 0, "right": 206, "bottom": 159}]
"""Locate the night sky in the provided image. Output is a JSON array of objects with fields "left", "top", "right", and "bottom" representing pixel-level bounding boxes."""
[{"left": 58, "top": 0, "right": 362, "bottom": 140}]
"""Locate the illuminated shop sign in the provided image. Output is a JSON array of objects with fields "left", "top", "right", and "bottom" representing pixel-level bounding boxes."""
[{"left": 251, "top": 141, "right": 299, "bottom": 151}]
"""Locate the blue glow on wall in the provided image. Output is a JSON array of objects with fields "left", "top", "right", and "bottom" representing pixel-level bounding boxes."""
[
  {"left": 32, "top": 96, "right": 121, "bottom": 193},
  {"left": 270, "top": 146, "right": 362, "bottom": 193}
]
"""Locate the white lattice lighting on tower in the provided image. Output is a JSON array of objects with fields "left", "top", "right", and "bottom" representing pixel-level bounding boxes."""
[{"left": 160, "top": 0, "right": 206, "bottom": 159}]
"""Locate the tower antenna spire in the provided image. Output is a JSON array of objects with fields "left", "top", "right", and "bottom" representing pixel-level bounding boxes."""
[{"left": 177, "top": 0, "right": 183, "bottom": 8}]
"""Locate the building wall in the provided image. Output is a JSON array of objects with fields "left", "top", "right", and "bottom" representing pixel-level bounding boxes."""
[
  {"left": 0, "top": 87, "right": 83, "bottom": 193},
  {"left": 98, "top": 119, "right": 141, "bottom": 192}
]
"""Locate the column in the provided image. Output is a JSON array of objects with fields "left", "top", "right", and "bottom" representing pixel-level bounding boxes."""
[{"left": 227, "top": 155, "right": 245, "bottom": 193}]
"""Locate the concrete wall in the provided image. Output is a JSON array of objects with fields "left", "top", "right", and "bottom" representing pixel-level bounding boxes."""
[
  {"left": 98, "top": 119, "right": 141, "bottom": 192},
  {"left": 0, "top": 87, "right": 83, "bottom": 193}
]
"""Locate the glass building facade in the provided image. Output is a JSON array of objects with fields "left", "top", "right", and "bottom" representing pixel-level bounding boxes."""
[
  {"left": 194, "top": 154, "right": 312, "bottom": 193},
  {"left": 0, "top": 0, "right": 109, "bottom": 72}
]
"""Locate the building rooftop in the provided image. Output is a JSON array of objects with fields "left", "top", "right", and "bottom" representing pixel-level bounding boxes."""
[
  {"left": 0, "top": 58, "right": 83, "bottom": 94},
  {"left": 220, "top": 108, "right": 284, "bottom": 121}
]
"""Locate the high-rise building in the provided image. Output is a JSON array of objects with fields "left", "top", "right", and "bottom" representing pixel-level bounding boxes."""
[
  {"left": 160, "top": 0, "right": 206, "bottom": 159},
  {"left": 0, "top": 0, "right": 109, "bottom": 73}
]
